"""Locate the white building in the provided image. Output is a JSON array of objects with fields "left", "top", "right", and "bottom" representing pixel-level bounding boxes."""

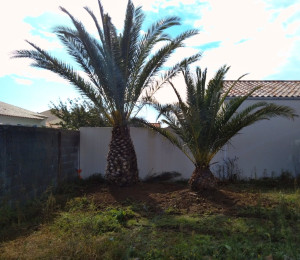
[{"left": 0, "top": 101, "right": 47, "bottom": 127}]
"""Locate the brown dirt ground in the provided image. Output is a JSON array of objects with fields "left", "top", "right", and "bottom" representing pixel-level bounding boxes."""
[{"left": 82, "top": 182, "right": 275, "bottom": 215}]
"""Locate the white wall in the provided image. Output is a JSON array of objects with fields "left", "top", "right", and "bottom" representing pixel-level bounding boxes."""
[
  {"left": 80, "top": 99, "right": 300, "bottom": 180},
  {"left": 0, "top": 116, "right": 46, "bottom": 127},
  {"left": 80, "top": 127, "right": 194, "bottom": 180},
  {"left": 211, "top": 99, "right": 300, "bottom": 178}
]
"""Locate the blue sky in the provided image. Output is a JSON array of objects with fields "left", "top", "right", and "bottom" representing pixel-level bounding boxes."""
[{"left": 1, "top": 0, "right": 300, "bottom": 121}]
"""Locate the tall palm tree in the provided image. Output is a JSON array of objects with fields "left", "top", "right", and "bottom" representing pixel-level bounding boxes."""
[
  {"left": 144, "top": 65, "right": 297, "bottom": 190},
  {"left": 13, "top": 0, "right": 200, "bottom": 186}
]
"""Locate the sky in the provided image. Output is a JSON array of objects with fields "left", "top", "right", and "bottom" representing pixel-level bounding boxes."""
[{"left": 1, "top": 0, "right": 300, "bottom": 121}]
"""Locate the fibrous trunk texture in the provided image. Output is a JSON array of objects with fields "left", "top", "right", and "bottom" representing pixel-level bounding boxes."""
[
  {"left": 105, "top": 125, "right": 139, "bottom": 186},
  {"left": 188, "top": 166, "right": 218, "bottom": 190}
]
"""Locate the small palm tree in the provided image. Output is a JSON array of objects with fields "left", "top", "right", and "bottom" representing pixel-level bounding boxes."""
[
  {"left": 144, "top": 65, "right": 297, "bottom": 190},
  {"left": 13, "top": 0, "right": 200, "bottom": 186}
]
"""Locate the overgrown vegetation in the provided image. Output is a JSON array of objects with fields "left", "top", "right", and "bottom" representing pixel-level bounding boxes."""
[
  {"left": 1, "top": 177, "right": 300, "bottom": 259},
  {"left": 0, "top": 174, "right": 104, "bottom": 242},
  {"left": 50, "top": 98, "right": 110, "bottom": 130}
]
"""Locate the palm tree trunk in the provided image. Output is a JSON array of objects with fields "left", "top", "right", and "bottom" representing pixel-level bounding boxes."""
[
  {"left": 188, "top": 166, "right": 218, "bottom": 190},
  {"left": 106, "top": 125, "right": 139, "bottom": 186}
]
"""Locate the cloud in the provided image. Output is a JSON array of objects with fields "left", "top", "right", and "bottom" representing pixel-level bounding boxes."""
[
  {"left": 1, "top": 0, "right": 200, "bottom": 81},
  {"left": 133, "top": 0, "right": 203, "bottom": 13},
  {"left": 13, "top": 77, "right": 33, "bottom": 86},
  {"left": 153, "top": 74, "right": 186, "bottom": 104},
  {"left": 7, "top": 66, "right": 73, "bottom": 88},
  {"left": 193, "top": 0, "right": 270, "bottom": 45},
  {"left": 186, "top": 0, "right": 300, "bottom": 79},
  {"left": 1, "top": 0, "right": 300, "bottom": 85},
  {"left": 0, "top": 0, "right": 127, "bottom": 80}
]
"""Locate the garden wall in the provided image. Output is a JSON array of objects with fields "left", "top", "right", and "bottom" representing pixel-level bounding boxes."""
[
  {"left": 80, "top": 99, "right": 300, "bottom": 180},
  {"left": 80, "top": 127, "right": 195, "bottom": 180},
  {"left": 0, "top": 125, "right": 79, "bottom": 206},
  {"left": 211, "top": 99, "right": 300, "bottom": 179}
]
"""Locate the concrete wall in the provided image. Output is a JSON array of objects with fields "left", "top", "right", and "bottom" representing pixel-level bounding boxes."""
[
  {"left": 80, "top": 99, "right": 300, "bottom": 180},
  {"left": 211, "top": 99, "right": 300, "bottom": 179},
  {"left": 80, "top": 127, "right": 194, "bottom": 180},
  {"left": 0, "top": 126, "right": 79, "bottom": 206},
  {"left": 0, "top": 115, "right": 46, "bottom": 127}
]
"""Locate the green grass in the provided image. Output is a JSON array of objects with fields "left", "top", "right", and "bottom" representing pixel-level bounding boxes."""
[{"left": 0, "top": 181, "right": 300, "bottom": 259}]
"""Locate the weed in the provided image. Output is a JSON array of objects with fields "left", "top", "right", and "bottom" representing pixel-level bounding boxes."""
[
  {"left": 107, "top": 207, "right": 136, "bottom": 224},
  {"left": 164, "top": 206, "right": 181, "bottom": 215},
  {"left": 1, "top": 182, "right": 300, "bottom": 259},
  {"left": 85, "top": 173, "right": 106, "bottom": 184},
  {"left": 43, "top": 193, "right": 57, "bottom": 220},
  {"left": 215, "top": 156, "right": 241, "bottom": 182},
  {"left": 279, "top": 170, "right": 294, "bottom": 183},
  {"left": 0, "top": 204, "right": 15, "bottom": 227},
  {"left": 65, "top": 196, "right": 96, "bottom": 212}
]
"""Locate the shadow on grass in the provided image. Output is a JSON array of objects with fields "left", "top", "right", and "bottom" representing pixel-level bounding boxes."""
[
  {"left": 106, "top": 181, "right": 244, "bottom": 218},
  {"left": 0, "top": 175, "right": 105, "bottom": 243},
  {"left": 197, "top": 188, "right": 237, "bottom": 208},
  {"left": 2, "top": 176, "right": 298, "bottom": 245},
  {"left": 107, "top": 182, "right": 186, "bottom": 215}
]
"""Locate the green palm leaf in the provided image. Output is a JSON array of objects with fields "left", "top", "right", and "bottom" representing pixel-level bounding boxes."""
[
  {"left": 12, "top": 0, "right": 200, "bottom": 186},
  {"left": 145, "top": 65, "right": 298, "bottom": 190}
]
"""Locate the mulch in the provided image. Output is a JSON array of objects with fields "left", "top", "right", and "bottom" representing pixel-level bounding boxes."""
[{"left": 81, "top": 182, "right": 274, "bottom": 215}]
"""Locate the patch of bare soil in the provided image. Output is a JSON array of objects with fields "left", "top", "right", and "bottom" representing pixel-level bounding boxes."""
[{"left": 83, "top": 182, "right": 273, "bottom": 215}]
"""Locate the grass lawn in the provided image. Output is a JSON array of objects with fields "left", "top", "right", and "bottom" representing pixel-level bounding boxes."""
[{"left": 0, "top": 177, "right": 300, "bottom": 259}]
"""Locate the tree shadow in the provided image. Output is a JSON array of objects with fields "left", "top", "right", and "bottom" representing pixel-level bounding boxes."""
[
  {"left": 196, "top": 188, "right": 238, "bottom": 209},
  {"left": 104, "top": 182, "right": 244, "bottom": 217},
  {"left": 81, "top": 180, "right": 265, "bottom": 218},
  {"left": 0, "top": 179, "right": 91, "bottom": 243},
  {"left": 106, "top": 182, "right": 186, "bottom": 214}
]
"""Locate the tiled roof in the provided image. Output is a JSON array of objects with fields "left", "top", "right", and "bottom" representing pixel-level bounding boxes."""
[
  {"left": 0, "top": 101, "right": 47, "bottom": 120},
  {"left": 41, "top": 110, "right": 62, "bottom": 128},
  {"left": 223, "top": 81, "right": 300, "bottom": 98},
  {"left": 41, "top": 110, "right": 60, "bottom": 122}
]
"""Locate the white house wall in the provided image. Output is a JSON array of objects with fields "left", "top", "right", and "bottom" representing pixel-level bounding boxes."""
[
  {"left": 0, "top": 116, "right": 46, "bottom": 127},
  {"left": 80, "top": 99, "right": 300, "bottom": 180}
]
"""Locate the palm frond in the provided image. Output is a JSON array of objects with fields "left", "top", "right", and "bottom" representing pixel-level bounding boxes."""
[
  {"left": 149, "top": 65, "right": 298, "bottom": 167},
  {"left": 84, "top": 6, "right": 105, "bottom": 43},
  {"left": 121, "top": 1, "right": 144, "bottom": 78},
  {"left": 13, "top": 0, "right": 201, "bottom": 127},
  {"left": 13, "top": 41, "right": 114, "bottom": 125},
  {"left": 54, "top": 26, "right": 99, "bottom": 86},
  {"left": 132, "top": 117, "right": 195, "bottom": 164},
  {"left": 212, "top": 102, "right": 297, "bottom": 154}
]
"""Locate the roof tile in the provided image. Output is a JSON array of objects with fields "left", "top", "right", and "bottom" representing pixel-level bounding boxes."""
[
  {"left": 223, "top": 81, "right": 300, "bottom": 98},
  {"left": 0, "top": 101, "right": 47, "bottom": 120}
]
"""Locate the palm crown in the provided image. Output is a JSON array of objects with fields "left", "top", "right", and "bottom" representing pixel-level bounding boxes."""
[
  {"left": 13, "top": 0, "right": 201, "bottom": 186},
  {"left": 147, "top": 65, "right": 297, "bottom": 189},
  {"left": 13, "top": 0, "right": 200, "bottom": 127}
]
